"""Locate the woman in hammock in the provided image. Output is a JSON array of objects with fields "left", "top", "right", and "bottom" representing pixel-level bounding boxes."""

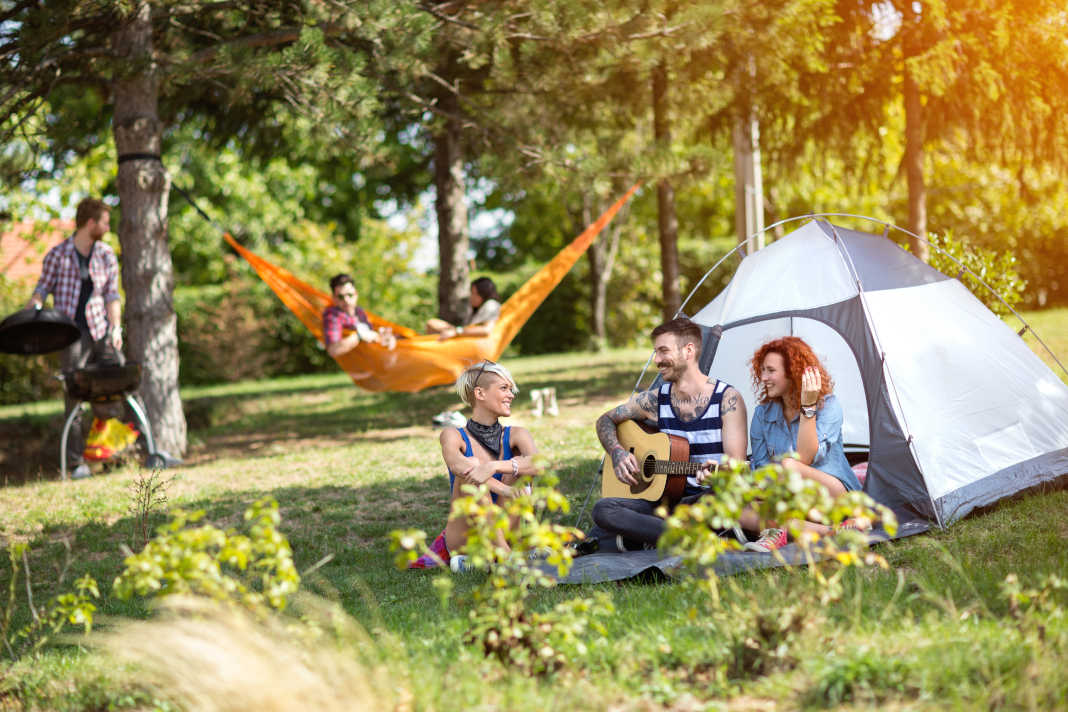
[
  {"left": 409, "top": 360, "right": 540, "bottom": 570},
  {"left": 426, "top": 276, "right": 501, "bottom": 340}
]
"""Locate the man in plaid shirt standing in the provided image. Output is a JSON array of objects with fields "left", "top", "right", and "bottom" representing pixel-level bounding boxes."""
[{"left": 27, "top": 197, "right": 124, "bottom": 479}]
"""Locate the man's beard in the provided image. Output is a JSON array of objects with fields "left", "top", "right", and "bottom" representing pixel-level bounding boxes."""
[{"left": 658, "top": 361, "right": 685, "bottom": 382}]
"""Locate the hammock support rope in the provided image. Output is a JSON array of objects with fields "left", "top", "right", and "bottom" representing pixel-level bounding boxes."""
[{"left": 224, "top": 183, "right": 641, "bottom": 392}]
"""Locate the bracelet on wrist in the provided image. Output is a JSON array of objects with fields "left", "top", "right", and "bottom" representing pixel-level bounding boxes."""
[{"left": 511, "top": 458, "right": 519, "bottom": 478}]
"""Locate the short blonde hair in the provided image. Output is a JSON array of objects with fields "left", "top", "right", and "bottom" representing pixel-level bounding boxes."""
[{"left": 456, "top": 360, "right": 518, "bottom": 407}]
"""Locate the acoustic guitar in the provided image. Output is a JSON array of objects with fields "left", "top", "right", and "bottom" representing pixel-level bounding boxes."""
[{"left": 601, "top": 420, "right": 712, "bottom": 508}]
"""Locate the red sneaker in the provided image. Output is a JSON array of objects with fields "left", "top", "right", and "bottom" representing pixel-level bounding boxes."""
[{"left": 744, "top": 528, "right": 787, "bottom": 552}]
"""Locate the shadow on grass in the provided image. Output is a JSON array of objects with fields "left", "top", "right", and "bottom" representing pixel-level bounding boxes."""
[
  {"left": 1, "top": 355, "right": 638, "bottom": 485},
  {"left": 0, "top": 454, "right": 605, "bottom": 633}
]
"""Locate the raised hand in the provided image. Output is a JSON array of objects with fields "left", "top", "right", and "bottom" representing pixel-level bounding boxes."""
[{"left": 800, "top": 366, "right": 821, "bottom": 407}]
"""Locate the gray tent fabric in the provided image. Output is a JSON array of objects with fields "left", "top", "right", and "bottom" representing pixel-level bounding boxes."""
[{"left": 814, "top": 221, "right": 948, "bottom": 292}]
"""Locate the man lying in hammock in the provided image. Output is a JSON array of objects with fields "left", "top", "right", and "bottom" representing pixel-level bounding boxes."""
[
  {"left": 322, "top": 273, "right": 397, "bottom": 357},
  {"left": 426, "top": 276, "right": 501, "bottom": 341}
]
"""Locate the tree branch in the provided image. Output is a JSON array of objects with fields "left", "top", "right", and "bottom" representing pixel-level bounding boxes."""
[
  {"left": 0, "top": 0, "right": 39, "bottom": 25},
  {"left": 417, "top": 2, "right": 480, "bottom": 31}
]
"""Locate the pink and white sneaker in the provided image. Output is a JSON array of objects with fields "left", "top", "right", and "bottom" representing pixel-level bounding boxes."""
[{"left": 743, "top": 528, "right": 787, "bottom": 553}]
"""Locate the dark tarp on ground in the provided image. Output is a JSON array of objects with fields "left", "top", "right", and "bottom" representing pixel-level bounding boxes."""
[{"left": 545, "top": 520, "right": 930, "bottom": 585}]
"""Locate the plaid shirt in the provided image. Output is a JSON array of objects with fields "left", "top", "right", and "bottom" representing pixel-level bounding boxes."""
[
  {"left": 321, "top": 305, "right": 373, "bottom": 346},
  {"left": 32, "top": 237, "right": 120, "bottom": 341}
]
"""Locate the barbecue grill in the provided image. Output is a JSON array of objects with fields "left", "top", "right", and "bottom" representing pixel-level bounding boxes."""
[
  {"left": 0, "top": 306, "right": 167, "bottom": 479},
  {"left": 59, "top": 361, "right": 166, "bottom": 478}
]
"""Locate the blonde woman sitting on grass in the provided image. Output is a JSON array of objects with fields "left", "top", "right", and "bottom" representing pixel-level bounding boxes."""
[{"left": 409, "top": 360, "right": 540, "bottom": 570}]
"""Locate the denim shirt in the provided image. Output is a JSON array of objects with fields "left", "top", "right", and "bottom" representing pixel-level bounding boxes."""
[{"left": 749, "top": 394, "right": 861, "bottom": 491}]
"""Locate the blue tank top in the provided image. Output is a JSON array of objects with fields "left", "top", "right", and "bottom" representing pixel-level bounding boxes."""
[
  {"left": 448, "top": 426, "right": 513, "bottom": 503},
  {"left": 657, "top": 380, "right": 730, "bottom": 487}
]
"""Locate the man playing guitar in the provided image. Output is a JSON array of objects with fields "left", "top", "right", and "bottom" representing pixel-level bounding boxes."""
[{"left": 593, "top": 317, "right": 748, "bottom": 550}]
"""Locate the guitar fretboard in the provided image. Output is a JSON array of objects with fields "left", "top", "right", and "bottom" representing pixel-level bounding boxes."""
[{"left": 648, "top": 459, "right": 703, "bottom": 477}]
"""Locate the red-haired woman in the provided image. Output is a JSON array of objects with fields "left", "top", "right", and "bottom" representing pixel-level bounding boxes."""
[{"left": 743, "top": 336, "right": 862, "bottom": 552}]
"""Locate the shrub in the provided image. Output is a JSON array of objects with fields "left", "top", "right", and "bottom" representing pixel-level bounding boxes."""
[
  {"left": 661, "top": 460, "right": 897, "bottom": 601},
  {"left": 911, "top": 231, "right": 1026, "bottom": 316},
  {"left": 2, "top": 541, "right": 99, "bottom": 661},
  {"left": 174, "top": 274, "right": 333, "bottom": 385},
  {"left": 113, "top": 497, "right": 300, "bottom": 614},
  {"left": 390, "top": 471, "right": 614, "bottom": 676},
  {"left": 807, "top": 648, "right": 913, "bottom": 705}
]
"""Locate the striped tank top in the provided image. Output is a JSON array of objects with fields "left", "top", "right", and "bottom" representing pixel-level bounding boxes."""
[{"left": 656, "top": 379, "right": 731, "bottom": 487}]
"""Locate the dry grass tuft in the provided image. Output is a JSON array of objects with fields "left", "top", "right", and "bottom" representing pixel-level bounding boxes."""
[{"left": 99, "top": 596, "right": 406, "bottom": 712}]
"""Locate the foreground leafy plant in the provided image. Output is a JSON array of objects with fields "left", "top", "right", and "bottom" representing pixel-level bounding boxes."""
[
  {"left": 113, "top": 497, "right": 300, "bottom": 614},
  {"left": 658, "top": 460, "right": 898, "bottom": 678},
  {"left": 662, "top": 460, "right": 896, "bottom": 600},
  {"left": 391, "top": 472, "right": 613, "bottom": 676},
  {"left": 2, "top": 541, "right": 99, "bottom": 661}
]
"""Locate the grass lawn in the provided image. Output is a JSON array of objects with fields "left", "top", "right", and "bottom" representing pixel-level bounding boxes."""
[{"left": 0, "top": 310, "right": 1065, "bottom": 710}]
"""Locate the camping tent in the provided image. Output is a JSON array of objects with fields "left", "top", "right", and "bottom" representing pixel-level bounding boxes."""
[{"left": 688, "top": 218, "right": 1068, "bottom": 529}]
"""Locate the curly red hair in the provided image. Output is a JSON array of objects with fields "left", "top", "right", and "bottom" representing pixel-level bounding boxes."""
[{"left": 750, "top": 336, "right": 834, "bottom": 409}]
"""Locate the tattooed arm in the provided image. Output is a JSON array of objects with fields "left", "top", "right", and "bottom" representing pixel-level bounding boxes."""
[
  {"left": 595, "top": 388, "right": 659, "bottom": 486},
  {"left": 719, "top": 386, "right": 748, "bottom": 463}
]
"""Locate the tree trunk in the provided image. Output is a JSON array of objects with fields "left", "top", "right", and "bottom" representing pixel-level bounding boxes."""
[
  {"left": 652, "top": 60, "right": 681, "bottom": 321},
  {"left": 733, "top": 114, "right": 765, "bottom": 252},
  {"left": 112, "top": 3, "right": 187, "bottom": 457},
  {"left": 903, "top": 5, "right": 929, "bottom": 261},
  {"left": 585, "top": 192, "right": 624, "bottom": 352},
  {"left": 433, "top": 88, "right": 470, "bottom": 324}
]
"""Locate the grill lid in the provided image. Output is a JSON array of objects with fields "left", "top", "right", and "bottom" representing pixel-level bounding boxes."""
[{"left": 0, "top": 307, "right": 80, "bottom": 355}]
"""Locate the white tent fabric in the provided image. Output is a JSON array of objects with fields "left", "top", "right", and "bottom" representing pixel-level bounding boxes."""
[{"left": 690, "top": 219, "right": 1068, "bottom": 527}]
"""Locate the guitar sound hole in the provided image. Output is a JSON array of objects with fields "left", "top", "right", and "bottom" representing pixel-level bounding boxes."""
[{"left": 642, "top": 455, "right": 656, "bottom": 479}]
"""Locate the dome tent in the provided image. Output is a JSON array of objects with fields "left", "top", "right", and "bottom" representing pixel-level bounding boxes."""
[{"left": 689, "top": 218, "right": 1068, "bottom": 530}]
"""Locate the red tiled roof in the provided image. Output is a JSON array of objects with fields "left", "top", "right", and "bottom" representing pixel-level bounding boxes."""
[{"left": 1, "top": 220, "right": 74, "bottom": 283}]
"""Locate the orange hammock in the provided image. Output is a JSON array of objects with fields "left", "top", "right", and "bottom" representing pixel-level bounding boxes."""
[{"left": 223, "top": 183, "right": 640, "bottom": 392}]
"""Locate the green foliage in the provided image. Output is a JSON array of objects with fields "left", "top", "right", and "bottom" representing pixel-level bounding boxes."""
[
  {"left": 113, "top": 497, "right": 300, "bottom": 614},
  {"left": 920, "top": 231, "right": 1026, "bottom": 316},
  {"left": 391, "top": 472, "right": 614, "bottom": 676},
  {"left": 807, "top": 648, "right": 913, "bottom": 706},
  {"left": 3, "top": 542, "right": 99, "bottom": 661},
  {"left": 655, "top": 460, "right": 898, "bottom": 682},
  {"left": 662, "top": 460, "right": 897, "bottom": 579},
  {"left": 508, "top": 265, "right": 592, "bottom": 355},
  {"left": 713, "top": 581, "right": 827, "bottom": 679},
  {"left": 174, "top": 277, "right": 332, "bottom": 385},
  {"left": 1002, "top": 572, "right": 1067, "bottom": 625}
]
